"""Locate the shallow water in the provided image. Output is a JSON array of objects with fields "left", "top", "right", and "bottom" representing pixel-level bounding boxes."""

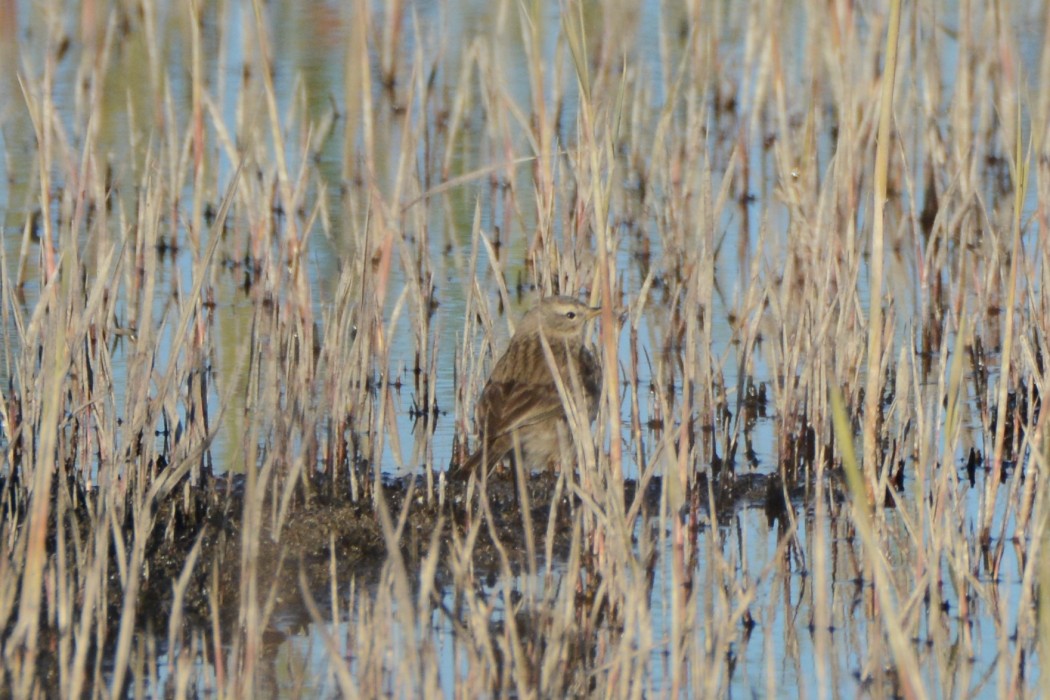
[{"left": 0, "top": 0, "right": 1045, "bottom": 696}]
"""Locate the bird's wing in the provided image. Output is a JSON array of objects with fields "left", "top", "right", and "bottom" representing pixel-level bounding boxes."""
[
  {"left": 477, "top": 377, "right": 566, "bottom": 439},
  {"left": 475, "top": 337, "right": 599, "bottom": 440}
]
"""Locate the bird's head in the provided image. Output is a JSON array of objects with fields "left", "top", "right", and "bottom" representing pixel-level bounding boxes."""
[{"left": 522, "top": 296, "right": 601, "bottom": 340}]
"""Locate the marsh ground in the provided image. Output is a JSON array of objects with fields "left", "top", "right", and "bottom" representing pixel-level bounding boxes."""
[{"left": 0, "top": 0, "right": 1047, "bottom": 697}]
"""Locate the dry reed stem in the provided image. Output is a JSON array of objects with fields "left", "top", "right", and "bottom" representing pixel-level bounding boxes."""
[
  {"left": 983, "top": 91, "right": 1032, "bottom": 541},
  {"left": 862, "top": 0, "right": 902, "bottom": 504}
]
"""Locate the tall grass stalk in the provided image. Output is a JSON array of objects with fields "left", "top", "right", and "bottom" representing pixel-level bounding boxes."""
[
  {"left": 983, "top": 94, "right": 1031, "bottom": 541},
  {"left": 862, "top": 0, "right": 902, "bottom": 504}
]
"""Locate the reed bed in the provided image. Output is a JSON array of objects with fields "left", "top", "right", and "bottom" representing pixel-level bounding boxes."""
[{"left": 0, "top": 0, "right": 1046, "bottom": 697}]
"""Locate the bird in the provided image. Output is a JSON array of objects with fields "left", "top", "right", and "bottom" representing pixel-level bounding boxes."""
[{"left": 453, "top": 296, "right": 603, "bottom": 479}]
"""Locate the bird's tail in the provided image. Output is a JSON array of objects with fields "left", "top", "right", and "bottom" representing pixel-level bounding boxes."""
[{"left": 447, "top": 450, "right": 482, "bottom": 481}]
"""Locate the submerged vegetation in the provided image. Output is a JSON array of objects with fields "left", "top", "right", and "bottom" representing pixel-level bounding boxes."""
[{"left": 0, "top": 0, "right": 1047, "bottom": 696}]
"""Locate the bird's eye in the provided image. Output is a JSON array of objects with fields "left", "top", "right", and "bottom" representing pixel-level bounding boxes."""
[{"left": 566, "top": 311, "right": 577, "bottom": 319}]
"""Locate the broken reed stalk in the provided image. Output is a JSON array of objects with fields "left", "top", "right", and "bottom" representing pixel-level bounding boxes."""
[{"left": 831, "top": 386, "right": 925, "bottom": 697}]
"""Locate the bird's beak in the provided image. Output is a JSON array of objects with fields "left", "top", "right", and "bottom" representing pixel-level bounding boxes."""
[{"left": 586, "top": 306, "right": 602, "bottom": 321}]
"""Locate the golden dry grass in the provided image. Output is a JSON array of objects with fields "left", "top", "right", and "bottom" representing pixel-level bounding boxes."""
[{"left": 0, "top": 0, "right": 1046, "bottom": 697}]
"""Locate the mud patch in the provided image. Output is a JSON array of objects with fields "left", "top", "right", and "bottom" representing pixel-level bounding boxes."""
[{"left": 126, "top": 465, "right": 796, "bottom": 642}]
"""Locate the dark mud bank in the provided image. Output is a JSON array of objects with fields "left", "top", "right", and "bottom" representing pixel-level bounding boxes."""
[{"left": 131, "top": 466, "right": 798, "bottom": 636}]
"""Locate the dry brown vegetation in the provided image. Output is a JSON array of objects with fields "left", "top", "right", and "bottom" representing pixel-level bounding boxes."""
[{"left": 0, "top": 0, "right": 1047, "bottom": 697}]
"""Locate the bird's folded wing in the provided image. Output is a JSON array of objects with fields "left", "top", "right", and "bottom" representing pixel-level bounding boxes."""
[{"left": 478, "top": 379, "right": 568, "bottom": 439}]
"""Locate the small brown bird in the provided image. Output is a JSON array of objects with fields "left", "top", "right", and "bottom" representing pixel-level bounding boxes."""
[{"left": 455, "top": 296, "right": 602, "bottom": 478}]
